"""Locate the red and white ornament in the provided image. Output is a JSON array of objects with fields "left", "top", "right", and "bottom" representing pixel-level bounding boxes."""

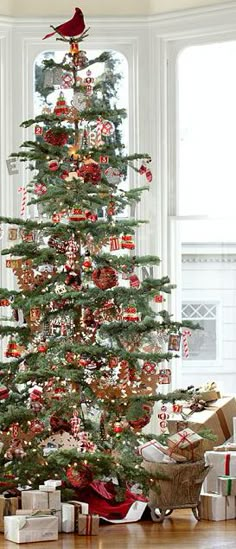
[
  {"left": 110, "top": 236, "right": 120, "bottom": 251},
  {"left": 104, "top": 167, "right": 121, "bottom": 186},
  {"left": 70, "top": 411, "right": 81, "bottom": 438},
  {"left": 121, "top": 235, "right": 135, "bottom": 250},
  {"left": 123, "top": 306, "right": 140, "bottom": 322},
  {"left": 34, "top": 183, "right": 47, "bottom": 196},
  {"left": 101, "top": 120, "right": 115, "bottom": 137},
  {"left": 48, "top": 160, "right": 59, "bottom": 171}
]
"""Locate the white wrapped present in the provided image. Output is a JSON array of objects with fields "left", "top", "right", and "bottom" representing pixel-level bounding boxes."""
[
  {"left": 62, "top": 501, "right": 89, "bottom": 533},
  {"left": 204, "top": 451, "right": 236, "bottom": 493},
  {"left": 44, "top": 480, "right": 62, "bottom": 488},
  {"left": 4, "top": 515, "right": 58, "bottom": 543},
  {"left": 138, "top": 440, "right": 167, "bottom": 462},
  {"left": 200, "top": 493, "right": 235, "bottom": 521},
  {"left": 21, "top": 490, "right": 61, "bottom": 512},
  {"left": 16, "top": 509, "right": 62, "bottom": 532}
]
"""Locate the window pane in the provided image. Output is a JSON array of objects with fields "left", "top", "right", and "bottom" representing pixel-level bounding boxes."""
[
  {"left": 178, "top": 42, "right": 236, "bottom": 216},
  {"left": 182, "top": 302, "right": 217, "bottom": 360}
]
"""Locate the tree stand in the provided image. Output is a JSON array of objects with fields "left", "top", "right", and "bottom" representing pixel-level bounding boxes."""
[{"left": 143, "top": 459, "right": 210, "bottom": 523}]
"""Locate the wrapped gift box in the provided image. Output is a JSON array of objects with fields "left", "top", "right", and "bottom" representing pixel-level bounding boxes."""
[
  {"left": 16, "top": 509, "right": 62, "bottom": 532},
  {"left": 198, "top": 382, "right": 221, "bottom": 402},
  {"left": 0, "top": 496, "right": 18, "bottom": 533},
  {"left": 77, "top": 513, "right": 99, "bottom": 536},
  {"left": 44, "top": 480, "right": 62, "bottom": 488},
  {"left": 4, "top": 515, "right": 58, "bottom": 543},
  {"left": 218, "top": 476, "right": 236, "bottom": 496},
  {"left": 39, "top": 485, "right": 55, "bottom": 492},
  {"left": 168, "top": 397, "right": 236, "bottom": 449},
  {"left": 21, "top": 489, "right": 61, "bottom": 512},
  {"left": 138, "top": 440, "right": 168, "bottom": 462},
  {"left": 199, "top": 390, "right": 221, "bottom": 402},
  {"left": 62, "top": 501, "right": 89, "bottom": 533},
  {"left": 200, "top": 493, "right": 235, "bottom": 521},
  {"left": 167, "top": 428, "right": 203, "bottom": 462},
  {"left": 204, "top": 451, "right": 236, "bottom": 493}
]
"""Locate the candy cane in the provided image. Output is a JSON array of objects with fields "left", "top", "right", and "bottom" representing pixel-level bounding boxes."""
[
  {"left": 96, "top": 118, "right": 103, "bottom": 147},
  {"left": 182, "top": 329, "right": 192, "bottom": 359},
  {"left": 18, "top": 187, "right": 27, "bottom": 216}
]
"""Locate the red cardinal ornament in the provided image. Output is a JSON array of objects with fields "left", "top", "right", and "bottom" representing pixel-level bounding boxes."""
[{"left": 43, "top": 8, "right": 85, "bottom": 40}]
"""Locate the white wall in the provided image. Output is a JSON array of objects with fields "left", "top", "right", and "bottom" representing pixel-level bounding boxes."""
[{"left": 0, "top": 0, "right": 233, "bottom": 17}]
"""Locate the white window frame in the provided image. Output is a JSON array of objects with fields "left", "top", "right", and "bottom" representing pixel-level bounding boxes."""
[{"left": 181, "top": 299, "right": 221, "bottom": 370}]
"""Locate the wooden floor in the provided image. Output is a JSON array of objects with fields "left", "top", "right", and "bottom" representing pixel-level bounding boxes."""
[{"left": 1, "top": 510, "right": 236, "bottom": 548}]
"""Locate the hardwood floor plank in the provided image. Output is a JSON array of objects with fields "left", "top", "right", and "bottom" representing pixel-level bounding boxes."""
[{"left": 1, "top": 510, "right": 236, "bottom": 548}]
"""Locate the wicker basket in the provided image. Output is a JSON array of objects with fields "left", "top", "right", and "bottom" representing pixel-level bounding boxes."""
[{"left": 143, "top": 459, "right": 210, "bottom": 522}]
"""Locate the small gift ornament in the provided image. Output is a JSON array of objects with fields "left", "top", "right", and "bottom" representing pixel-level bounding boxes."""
[
  {"left": 123, "top": 305, "right": 140, "bottom": 322},
  {"left": 35, "top": 125, "right": 43, "bottom": 136},
  {"left": 168, "top": 333, "right": 181, "bottom": 352},
  {"left": 29, "top": 385, "right": 43, "bottom": 401},
  {"left": 129, "top": 274, "right": 140, "bottom": 288},
  {"left": 110, "top": 236, "right": 120, "bottom": 251},
  {"left": 69, "top": 208, "right": 87, "bottom": 222},
  {"left": 121, "top": 235, "right": 135, "bottom": 250}
]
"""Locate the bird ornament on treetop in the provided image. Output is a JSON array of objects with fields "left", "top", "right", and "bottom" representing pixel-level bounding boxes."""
[{"left": 43, "top": 7, "right": 86, "bottom": 40}]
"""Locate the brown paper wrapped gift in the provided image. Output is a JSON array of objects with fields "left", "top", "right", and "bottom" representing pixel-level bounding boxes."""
[
  {"left": 168, "top": 397, "right": 236, "bottom": 449},
  {"left": 77, "top": 514, "right": 99, "bottom": 536},
  {"left": 167, "top": 428, "right": 204, "bottom": 462},
  {"left": 0, "top": 496, "right": 18, "bottom": 533}
]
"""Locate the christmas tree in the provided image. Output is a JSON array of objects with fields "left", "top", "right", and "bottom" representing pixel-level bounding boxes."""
[{"left": 0, "top": 9, "right": 194, "bottom": 503}]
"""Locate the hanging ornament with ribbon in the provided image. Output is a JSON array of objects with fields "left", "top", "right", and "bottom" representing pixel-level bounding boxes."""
[{"left": 139, "top": 161, "right": 153, "bottom": 183}]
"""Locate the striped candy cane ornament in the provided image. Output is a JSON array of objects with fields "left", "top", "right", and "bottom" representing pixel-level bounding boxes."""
[
  {"left": 182, "top": 329, "right": 192, "bottom": 358},
  {"left": 96, "top": 118, "right": 104, "bottom": 147},
  {"left": 18, "top": 187, "right": 27, "bottom": 216}
]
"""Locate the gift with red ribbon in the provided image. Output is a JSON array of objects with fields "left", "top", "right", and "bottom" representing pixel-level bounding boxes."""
[
  {"left": 77, "top": 513, "right": 99, "bottom": 535},
  {"left": 167, "top": 427, "right": 203, "bottom": 462}
]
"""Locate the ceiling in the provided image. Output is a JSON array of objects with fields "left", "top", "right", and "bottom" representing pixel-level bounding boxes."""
[{"left": 0, "top": 0, "right": 232, "bottom": 17}]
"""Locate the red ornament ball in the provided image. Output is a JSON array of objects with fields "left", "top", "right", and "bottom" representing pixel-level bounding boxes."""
[
  {"left": 77, "top": 162, "right": 101, "bottom": 184},
  {"left": 92, "top": 266, "right": 118, "bottom": 290},
  {"left": 44, "top": 129, "right": 68, "bottom": 146},
  {"left": 48, "top": 160, "right": 59, "bottom": 171}
]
